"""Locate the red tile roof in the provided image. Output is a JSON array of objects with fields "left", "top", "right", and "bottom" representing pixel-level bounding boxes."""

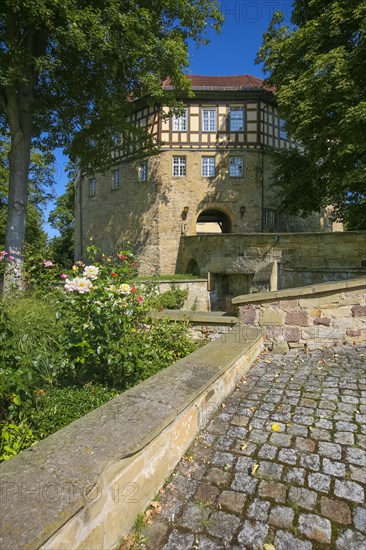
[{"left": 163, "top": 74, "right": 268, "bottom": 91}]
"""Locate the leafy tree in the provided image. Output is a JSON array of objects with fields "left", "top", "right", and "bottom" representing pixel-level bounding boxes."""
[
  {"left": 257, "top": 0, "right": 366, "bottom": 229},
  {"left": 0, "top": 0, "right": 222, "bottom": 290},
  {"left": 48, "top": 179, "right": 75, "bottom": 267}
]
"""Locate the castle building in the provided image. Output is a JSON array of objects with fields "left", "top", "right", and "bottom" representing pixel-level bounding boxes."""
[{"left": 74, "top": 75, "right": 333, "bottom": 275}]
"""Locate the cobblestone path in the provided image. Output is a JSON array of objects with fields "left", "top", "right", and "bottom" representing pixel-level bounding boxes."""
[{"left": 136, "top": 344, "right": 366, "bottom": 549}]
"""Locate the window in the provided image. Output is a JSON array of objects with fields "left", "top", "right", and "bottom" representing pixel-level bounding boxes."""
[
  {"left": 229, "top": 157, "right": 243, "bottom": 177},
  {"left": 89, "top": 178, "right": 96, "bottom": 196},
  {"left": 230, "top": 108, "right": 244, "bottom": 132},
  {"left": 202, "top": 109, "right": 216, "bottom": 132},
  {"left": 202, "top": 157, "right": 215, "bottom": 177},
  {"left": 172, "top": 156, "right": 186, "bottom": 177},
  {"left": 139, "top": 160, "right": 148, "bottom": 181},
  {"left": 173, "top": 109, "right": 188, "bottom": 131},
  {"left": 112, "top": 169, "right": 120, "bottom": 189},
  {"left": 263, "top": 208, "right": 277, "bottom": 228}
]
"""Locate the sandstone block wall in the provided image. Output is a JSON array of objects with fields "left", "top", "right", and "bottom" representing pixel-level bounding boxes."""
[
  {"left": 75, "top": 146, "right": 332, "bottom": 276},
  {"left": 177, "top": 232, "right": 366, "bottom": 290},
  {"left": 233, "top": 278, "right": 366, "bottom": 352}
]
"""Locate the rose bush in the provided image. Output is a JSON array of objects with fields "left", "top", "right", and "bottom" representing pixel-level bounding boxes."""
[{"left": 0, "top": 244, "right": 196, "bottom": 459}]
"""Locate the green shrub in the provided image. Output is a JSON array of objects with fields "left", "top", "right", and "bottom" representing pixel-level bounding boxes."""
[
  {"left": 0, "top": 422, "right": 39, "bottom": 461},
  {"left": 33, "top": 385, "right": 118, "bottom": 438},
  {"left": 0, "top": 244, "right": 198, "bottom": 460},
  {"left": 150, "top": 284, "right": 188, "bottom": 310}
]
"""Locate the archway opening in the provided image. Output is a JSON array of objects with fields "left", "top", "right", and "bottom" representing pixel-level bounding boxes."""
[
  {"left": 186, "top": 259, "right": 200, "bottom": 276},
  {"left": 196, "top": 209, "right": 232, "bottom": 234}
]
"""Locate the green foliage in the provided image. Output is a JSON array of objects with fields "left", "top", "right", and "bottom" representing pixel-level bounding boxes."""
[
  {"left": 2, "top": 0, "right": 223, "bottom": 170},
  {"left": 33, "top": 385, "right": 118, "bottom": 438},
  {"left": 0, "top": 245, "right": 197, "bottom": 460},
  {"left": 0, "top": 422, "right": 38, "bottom": 461},
  {"left": 2, "top": 0, "right": 222, "bottom": 291},
  {"left": 257, "top": 0, "right": 366, "bottom": 228},
  {"left": 151, "top": 284, "right": 188, "bottom": 310},
  {"left": 0, "top": 294, "right": 63, "bottom": 422}
]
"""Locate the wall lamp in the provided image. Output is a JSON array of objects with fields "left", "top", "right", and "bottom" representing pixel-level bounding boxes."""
[
  {"left": 240, "top": 205, "right": 246, "bottom": 218},
  {"left": 182, "top": 206, "right": 189, "bottom": 220}
]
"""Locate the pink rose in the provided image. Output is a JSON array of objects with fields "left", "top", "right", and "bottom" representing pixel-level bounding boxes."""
[{"left": 60, "top": 273, "right": 68, "bottom": 279}]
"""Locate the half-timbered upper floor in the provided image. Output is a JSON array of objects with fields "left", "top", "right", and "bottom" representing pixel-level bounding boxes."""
[{"left": 110, "top": 74, "right": 297, "bottom": 162}]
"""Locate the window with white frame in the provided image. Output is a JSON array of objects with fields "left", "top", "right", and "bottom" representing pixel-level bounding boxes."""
[
  {"left": 202, "top": 109, "right": 217, "bottom": 132},
  {"left": 173, "top": 109, "right": 188, "bottom": 131},
  {"left": 202, "top": 156, "right": 215, "bottom": 177},
  {"left": 229, "top": 157, "right": 244, "bottom": 177},
  {"left": 139, "top": 160, "right": 148, "bottom": 181},
  {"left": 112, "top": 169, "right": 120, "bottom": 189},
  {"left": 172, "top": 156, "right": 186, "bottom": 177},
  {"left": 89, "top": 178, "right": 96, "bottom": 196},
  {"left": 230, "top": 108, "right": 245, "bottom": 132}
]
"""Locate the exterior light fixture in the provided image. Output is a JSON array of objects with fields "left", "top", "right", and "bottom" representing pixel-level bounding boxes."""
[
  {"left": 240, "top": 205, "right": 246, "bottom": 218},
  {"left": 182, "top": 206, "right": 189, "bottom": 220}
]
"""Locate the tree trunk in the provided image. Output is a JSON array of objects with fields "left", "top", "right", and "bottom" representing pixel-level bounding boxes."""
[{"left": 4, "top": 126, "right": 32, "bottom": 292}]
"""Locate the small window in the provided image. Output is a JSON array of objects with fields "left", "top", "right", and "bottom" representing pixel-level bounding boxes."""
[
  {"left": 263, "top": 208, "right": 277, "bottom": 228},
  {"left": 230, "top": 108, "right": 245, "bottom": 132},
  {"left": 173, "top": 109, "right": 188, "bottom": 131},
  {"left": 139, "top": 160, "right": 148, "bottom": 182},
  {"left": 202, "top": 109, "right": 217, "bottom": 132},
  {"left": 202, "top": 157, "right": 215, "bottom": 177},
  {"left": 89, "top": 178, "right": 96, "bottom": 197},
  {"left": 172, "top": 156, "right": 186, "bottom": 177},
  {"left": 112, "top": 169, "right": 120, "bottom": 189},
  {"left": 229, "top": 157, "right": 244, "bottom": 177}
]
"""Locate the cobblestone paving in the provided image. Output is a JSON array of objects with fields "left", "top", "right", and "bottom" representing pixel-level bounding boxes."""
[{"left": 139, "top": 344, "right": 366, "bottom": 549}]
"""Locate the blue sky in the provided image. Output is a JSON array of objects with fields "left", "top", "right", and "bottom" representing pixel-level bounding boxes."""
[{"left": 46, "top": 1, "right": 292, "bottom": 237}]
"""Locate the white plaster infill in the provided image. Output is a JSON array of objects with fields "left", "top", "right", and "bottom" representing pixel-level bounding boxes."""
[
  {"left": 0, "top": 326, "right": 263, "bottom": 550},
  {"left": 232, "top": 277, "right": 366, "bottom": 305}
]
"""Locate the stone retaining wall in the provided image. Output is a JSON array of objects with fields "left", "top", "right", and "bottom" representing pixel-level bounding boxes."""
[
  {"left": 0, "top": 327, "right": 263, "bottom": 550},
  {"left": 177, "top": 232, "right": 366, "bottom": 291},
  {"left": 152, "top": 310, "right": 239, "bottom": 340},
  {"left": 233, "top": 277, "right": 366, "bottom": 352},
  {"left": 157, "top": 279, "right": 209, "bottom": 311}
]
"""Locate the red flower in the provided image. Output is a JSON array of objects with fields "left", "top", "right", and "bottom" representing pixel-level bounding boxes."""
[
  {"left": 138, "top": 295, "right": 144, "bottom": 303},
  {"left": 131, "top": 261, "right": 135, "bottom": 268},
  {"left": 111, "top": 271, "right": 117, "bottom": 277},
  {"left": 130, "top": 286, "right": 137, "bottom": 293}
]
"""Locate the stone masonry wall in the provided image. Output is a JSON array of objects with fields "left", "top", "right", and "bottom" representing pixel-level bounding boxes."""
[
  {"left": 157, "top": 279, "right": 209, "bottom": 311},
  {"left": 233, "top": 278, "right": 366, "bottom": 352},
  {"left": 177, "top": 232, "right": 366, "bottom": 290},
  {"left": 75, "top": 148, "right": 331, "bottom": 276}
]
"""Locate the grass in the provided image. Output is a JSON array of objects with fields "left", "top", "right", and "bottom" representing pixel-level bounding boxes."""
[{"left": 137, "top": 273, "right": 204, "bottom": 281}]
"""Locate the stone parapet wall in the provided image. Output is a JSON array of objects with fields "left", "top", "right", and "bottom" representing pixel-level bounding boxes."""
[
  {"left": 0, "top": 327, "right": 263, "bottom": 550},
  {"left": 233, "top": 278, "right": 366, "bottom": 352},
  {"left": 177, "top": 231, "right": 366, "bottom": 294}
]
